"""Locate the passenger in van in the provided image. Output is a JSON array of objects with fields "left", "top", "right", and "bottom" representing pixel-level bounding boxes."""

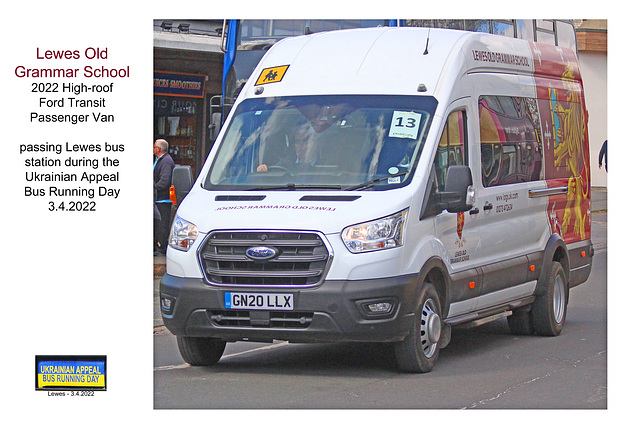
[{"left": 257, "top": 124, "right": 320, "bottom": 173}]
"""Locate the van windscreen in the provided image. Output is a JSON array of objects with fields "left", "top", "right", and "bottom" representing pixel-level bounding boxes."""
[{"left": 203, "top": 95, "right": 437, "bottom": 191}]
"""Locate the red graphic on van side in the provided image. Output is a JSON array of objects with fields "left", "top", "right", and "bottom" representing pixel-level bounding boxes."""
[{"left": 531, "top": 42, "right": 591, "bottom": 243}]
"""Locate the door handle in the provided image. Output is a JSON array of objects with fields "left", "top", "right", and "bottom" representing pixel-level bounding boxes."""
[
  {"left": 483, "top": 202, "right": 493, "bottom": 212},
  {"left": 469, "top": 207, "right": 480, "bottom": 215}
]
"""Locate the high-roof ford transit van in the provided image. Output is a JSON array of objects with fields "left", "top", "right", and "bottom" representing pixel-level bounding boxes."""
[{"left": 160, "top": 27, "right": 593, "bottom": 373}]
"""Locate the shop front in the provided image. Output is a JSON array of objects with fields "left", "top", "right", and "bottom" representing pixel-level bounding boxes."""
[{"left": 153, "top": 71, "right": 207, "bottom": 176}]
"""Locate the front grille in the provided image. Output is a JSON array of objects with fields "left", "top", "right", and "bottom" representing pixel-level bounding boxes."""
[
  {"left": 209, "top": 310, "right": 314, "bottom": 329},
  {"left": 199, "top": 231, "right": 331, "bottom": 286}
]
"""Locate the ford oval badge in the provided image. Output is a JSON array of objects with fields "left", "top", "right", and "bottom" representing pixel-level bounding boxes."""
[{"left": 246, "top": 246, "right": 278, "bottom": 261}]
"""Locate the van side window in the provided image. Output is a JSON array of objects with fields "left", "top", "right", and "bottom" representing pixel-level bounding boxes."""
[
  {"left": 479, "top": 96, "right": 543, "bottom": 187},
  {"left": 434, "top": 110, "right": 467, "bottom": 191}
]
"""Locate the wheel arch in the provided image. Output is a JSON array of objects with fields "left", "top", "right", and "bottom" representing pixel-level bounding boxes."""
[
  {"left": 417, "top": 256, "right": 452, "bottom": 318},
  {"left": 536, "top": 233, "right": 569, "bottom": 295}
]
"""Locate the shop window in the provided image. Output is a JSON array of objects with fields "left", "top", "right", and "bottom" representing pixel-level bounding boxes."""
[
  {"left": 464, "top": 20, "right": 490, "bottom": 33},
  {"left": 556, "top": 21, "right": 577, "bottom": 52},
  {"left": 535, "top": 19, "right": 556, "bottom": 45},
  {"left": 154, "top": 96, "right": 201, "bottom": 176},
  {"left": 434, "top": 110, "right": 467, "bottom": 191},
  {"left": 535, "top": 19, "right": 555, "bottom": 32},
  {"left": 536, "top": 30, "right": 556, "bottom": 46},
  {"left": 491, "top": 20, "right": 515, "bottom": 38},
  {"left": 516, "top": 20, "right": 535, "bottom": 41}
]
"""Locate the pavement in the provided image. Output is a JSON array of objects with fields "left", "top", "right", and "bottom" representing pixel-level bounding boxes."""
[
  {"left": 590, "top": 186, "right": 608, "bottom": 253},
  {"left": 154, "top": 253, "right": 167, "bottom": 279},
  {"left": 591, "top": 186, "right": 607, "bottom": 213}
]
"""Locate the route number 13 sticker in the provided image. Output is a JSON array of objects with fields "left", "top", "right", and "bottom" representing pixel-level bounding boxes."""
[{"left": 389, "top": 111, "right": 421, "bottom": 139}]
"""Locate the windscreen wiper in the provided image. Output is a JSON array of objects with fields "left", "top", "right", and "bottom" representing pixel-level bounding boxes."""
[
  {"left": 345, "top": 171, "right": 408, "bottom": 191},
  {"left": 246, "top": 183, "right": 344, "bottom": 191}
]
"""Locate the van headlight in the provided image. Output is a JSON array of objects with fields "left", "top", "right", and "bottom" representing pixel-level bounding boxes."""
[
  {"left": 341, "top": 209, "right": 408, "bottom": 253},
  {"left": 169, "top": 216, "right": 198, "bottom": 251}
]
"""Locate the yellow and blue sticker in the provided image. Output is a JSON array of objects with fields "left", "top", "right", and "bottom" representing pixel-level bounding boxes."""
[
  {"left": 36, "top": 355, "right": 106, "bottom": 391},
  {"left": 255, "top": 65, "right": 289, "bottom": 85}
]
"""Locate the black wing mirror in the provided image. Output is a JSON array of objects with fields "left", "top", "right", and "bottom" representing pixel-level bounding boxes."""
[
  {"left": 171, "top": 165, "right": 194, "bottom": 206},
  {"left": 436, "top": 165, "right": 475, "bottom": 213}
]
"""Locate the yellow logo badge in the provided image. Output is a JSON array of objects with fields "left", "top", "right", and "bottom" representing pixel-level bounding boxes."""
[{"left": 255, "top": 65, "right": 289, "bottom": 85}]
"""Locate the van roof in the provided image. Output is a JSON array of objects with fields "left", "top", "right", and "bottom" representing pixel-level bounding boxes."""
[
  {"left": 242, "top": 26, "right": 574, "bottom": 102},
  {"left": 242, "top": 27, "right": 580, "bottom": 101}
]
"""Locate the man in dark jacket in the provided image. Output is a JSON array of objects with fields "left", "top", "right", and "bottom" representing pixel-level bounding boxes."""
[
  {"left": 598, "top": 140, "right": 607, "bottom": 172},
  {"left": 154, "top": 139, "right": 175, "bottom": 254}
]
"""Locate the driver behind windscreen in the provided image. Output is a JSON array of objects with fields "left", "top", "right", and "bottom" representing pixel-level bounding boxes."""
[{"left": 257, "top": 123, "right": 319, "bottom": 172}]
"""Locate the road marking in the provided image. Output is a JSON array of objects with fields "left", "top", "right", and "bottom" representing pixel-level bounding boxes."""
[
  {"left": 155, "top": 363, "right": 190, "bottom": 371},
  {"left": 154, "top": 341, "right": 289, "bottom": 371},
  {"left": 461, "top": 349, "right": 606, "bottom": 409},
  {"left": 221, "top": 341, "right": 290, "bottom": 359}
]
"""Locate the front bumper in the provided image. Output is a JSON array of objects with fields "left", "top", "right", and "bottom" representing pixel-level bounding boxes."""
[{"left": 160, "top": 273, "right": 421, "bottom": 343}]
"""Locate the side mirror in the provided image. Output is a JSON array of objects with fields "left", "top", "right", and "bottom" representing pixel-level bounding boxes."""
[
  {"left": 171, "top": 165, "right": 194, "bottom": 206},
  {"left": 437, "top": 165, "right": 475, "bottom": 213}
]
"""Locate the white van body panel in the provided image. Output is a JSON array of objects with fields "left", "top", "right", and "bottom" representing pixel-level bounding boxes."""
[
  {"left": 238, "top": 28, "right": 468, "bottom": 98},
  {"left": 169, "top": 184, "right": 419, "bottom": 281}
]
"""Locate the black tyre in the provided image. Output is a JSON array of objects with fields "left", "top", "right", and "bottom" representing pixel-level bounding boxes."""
[
  {"left": 177, "top": 336, "right": 226, "bottom": 366},
  {"left": 532, "top": 261, "right": 569, "bottom": 336},
  {"left": 394, "top": 283, "right": 443, "bottom": 373}
]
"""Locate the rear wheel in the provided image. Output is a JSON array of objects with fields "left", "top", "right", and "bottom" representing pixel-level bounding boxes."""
[
  {"left": 394, "top": 283, "right": 442, "bottom": 373},
  {"left": 532, "top": 261, "right": 569, "bottom": 336},
  {"left": 177, "top": 336, "right": 226, "bottom": 366}
]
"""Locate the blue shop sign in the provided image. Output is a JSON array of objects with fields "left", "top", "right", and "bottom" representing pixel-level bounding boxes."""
[{"left": 154, "top": 71, "right": 206, "bottom": 98}]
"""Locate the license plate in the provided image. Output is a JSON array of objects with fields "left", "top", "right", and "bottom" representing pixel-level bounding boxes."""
[{"left": 224, "top": 292, "right": 294, "bottom": 311}]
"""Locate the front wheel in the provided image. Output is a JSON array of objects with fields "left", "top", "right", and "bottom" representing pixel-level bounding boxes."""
[
  {"left": 394, "top": 283, "right": 443, "bottom": 373},
  {"left": 532, "top": 261, "right": 569, "bottom": 336},
  {"left": 177, "top": 336, "right": 226, "bottom": 366}
]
